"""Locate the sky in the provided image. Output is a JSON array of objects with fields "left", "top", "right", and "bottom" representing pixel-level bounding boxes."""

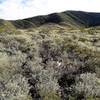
[{"left": 0, "top": 0, "right": 100, "bottom": 20}]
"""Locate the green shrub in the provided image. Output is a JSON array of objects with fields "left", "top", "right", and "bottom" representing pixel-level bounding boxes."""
[
  {"left": 0, "top": 74, "right": 31, "bottom": 100},
  {"left": 74, "top": 73, "right": 100, "bottom": 99}
]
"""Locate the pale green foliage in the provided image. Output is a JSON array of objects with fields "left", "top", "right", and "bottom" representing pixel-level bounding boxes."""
[
  {"left": 0, "top": 21, "right": 100, "bottom": 100},
  {"left": 38, "top": 69, "right": 60, "bottom": 99},
  {"left": 38, "top": 69, "right": 59, "bottom": 92},
  {"left": 74, "top": 73, "right": 100, "bottom": 98},
  {"left": 0, "top": 74, "right": 31, "bottom": 100}
]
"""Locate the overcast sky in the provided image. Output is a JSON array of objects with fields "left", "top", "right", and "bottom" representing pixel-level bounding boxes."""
[{"left": 0, "top": 0, "right": 100, "bottom": 20}]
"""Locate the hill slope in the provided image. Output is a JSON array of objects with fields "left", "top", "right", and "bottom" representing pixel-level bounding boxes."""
[
  {"left": 1, "top": 11, "right": 100, "bottom": 29},
  {"left": 0, "top": 11, "right": 100, "bottom": 100},
  {"left": 10, "top": 11, "right": 100, "bottom": 28}
]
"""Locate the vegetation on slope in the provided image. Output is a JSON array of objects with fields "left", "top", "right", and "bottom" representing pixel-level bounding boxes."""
[
  {"left": 0, "top": 11, "right": 100, "bottom": 100},
  {"left": 10, "top": 11, "right": 100, "bottom": 29}
]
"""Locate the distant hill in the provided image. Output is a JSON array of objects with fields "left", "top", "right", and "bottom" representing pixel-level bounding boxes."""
[
  {"left": 1, "top": 10, "right": 100, "bottom": 29},
  {"left": 11, "top": 11, "right": 100, "bottom": 29}
]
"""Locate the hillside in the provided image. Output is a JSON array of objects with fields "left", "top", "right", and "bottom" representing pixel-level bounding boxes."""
[
  {"left": 1, "top": 11, "right": 100, "bottom": 29},
  {"left": 11, "top": 11, "right": 100, "bottom": 28},
  {"left": 0, "top": 11, "right": 100, "bottom": 100}
]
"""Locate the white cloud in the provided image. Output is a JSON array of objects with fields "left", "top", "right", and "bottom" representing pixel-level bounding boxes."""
[{"left": 0, "top": 0, "right": 100, "bottom": 20}]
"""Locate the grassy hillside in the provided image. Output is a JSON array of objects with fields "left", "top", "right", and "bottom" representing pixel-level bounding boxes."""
[
  {"left": 10, "top": 11, "right": 100, "bottom": 29},
  {"left": 1, "top": 11, "right": 100, "bottom": 29},
  {"left": 0, "top": 11, "right": 100, "bottom": 100}
]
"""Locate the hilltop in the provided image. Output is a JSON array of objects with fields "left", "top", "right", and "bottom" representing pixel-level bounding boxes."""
[
  {"left": 1, "top": 11, "right": 100, "bottom": 29},
  {"left": 11, "top": 11, "right": 100, "bottom": 28}
]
